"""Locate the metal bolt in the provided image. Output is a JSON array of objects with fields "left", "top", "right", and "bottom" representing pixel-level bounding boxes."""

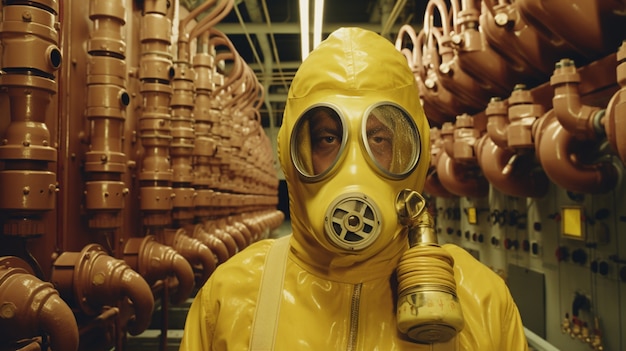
[
  {"left": 494, "top": 13, "right": 509, "bottom": 26},
  {"left": 92, "top": 272, "right": 105, "bottom": 286},
  {"left": 22, "top": 186, "right": 30, "bottom": 195},
  {"left": 22, "top": 11, "right": 32, "bottom": 21},
  {"left": 0, "top": 302, "right": 16, "bottom": 319}
]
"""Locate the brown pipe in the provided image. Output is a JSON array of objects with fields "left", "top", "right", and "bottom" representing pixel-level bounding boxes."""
[
  {"left": 476, "top": 135, "right": 548, "bottom": 198},
  {"left": 535, "top": 111, "right": 617, "bottom": 193},
  {"left": 156, "top": 228, "right": 217, "bottom": 286},
  {"left": 216, "top": 217, "right": 247, "bottom": 251},
  {"left": 424, "top": 127, "right": 455, "bottom": 198},
  {"left": 485, "top": 97, "right": 509, "bottom": 148},
  {"left": 123, "top": 236, "right": 195, "bottom": 305},
  {"left": 192, "top": 224, "right": 230, "bottom": 264},
  {"left": 550, "top": 58, "right": 603, "bottom": 140},
  {"left": 604, "top": 41, "right": 626, "bottom": 165},
  {"left": 436, "top": 151, "right": 489, "bottom": 198},
  {"left": 51, "top": 244, "right": 155, "bottom": 336},
  {"left": 205, "top": 220, "right": 238, "bottom": 257},
  {"left": 424, "top": 167, "right": 457, "bottom": 198},
  {"left": 0, "top": 257, "right": 78, "bottom": 351},
  {"left": 228, "top": 215, "right": 254, "bottom": 245}
]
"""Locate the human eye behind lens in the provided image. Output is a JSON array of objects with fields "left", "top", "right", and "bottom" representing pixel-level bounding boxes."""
[{"left": 312, "top": 129, "right": 341, "bottom": 152}]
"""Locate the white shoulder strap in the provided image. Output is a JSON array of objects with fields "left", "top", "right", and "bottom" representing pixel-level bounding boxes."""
[{"left": 249, "top": 235, "right": 291, "bottom": 350}]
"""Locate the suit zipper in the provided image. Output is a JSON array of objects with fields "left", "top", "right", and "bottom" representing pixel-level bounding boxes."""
[{"left": 347, "top": 283, "right": 362, "bottom": 351}]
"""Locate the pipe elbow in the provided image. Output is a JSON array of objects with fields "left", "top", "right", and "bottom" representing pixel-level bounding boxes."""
[
  {"left": 172, "top": 230, "right": 216, "bottom": 287},
  {"left": 0, "top": 258, "right": 79, "bottom": 351},
  {"left": 205, "top": 222, "right": 238, "bottom": 257},
  {"left": 52, "top": 245, "right": 155, "bottom": 337},
  {"left": 436, "top": 150, "right": 489, "bottom": 198},
  {"left": 478, "top": 136, "right": 549, "bottom": 198},
  {"left": 485, "top": 97, "right": 509, "bottom": 148},
  {"left": 538, "top": 117, "right": 618, "bottom": 193},
  {"left": 486, "top": 116, "right": 509, "bottom": 148},
  {"left": 424, "top": 166, "right": 456, "bottom": 198},
  {"left": 168, "top": 252, "right": 195, "bottom": 305},
  {"left": 605, "top": 87, "right": 626, "bottom": 164},
  {"left": 125, "top": 237, "right": 195, "bottom": 305},
  {"left": 551, "top": 59, "right": 601, "bottom": 139},
  {"left": 193, "top": 224, "right": 230, "bottom": 264},
  {"left": 117, "top": 265, "right": 155, "bottom": 335}
]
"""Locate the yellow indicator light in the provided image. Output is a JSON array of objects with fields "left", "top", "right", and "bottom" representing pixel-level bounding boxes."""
[
  {"left": 562, "top": 207, "right": 584, "bottom": 240},
  {"left": 467, "top": 207, "right": 477, "bottom": 225}
]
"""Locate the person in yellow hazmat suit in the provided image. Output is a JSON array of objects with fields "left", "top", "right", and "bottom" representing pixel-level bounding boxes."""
[{"left": 179, "top": 27, "right": 528, "bottom": 351}]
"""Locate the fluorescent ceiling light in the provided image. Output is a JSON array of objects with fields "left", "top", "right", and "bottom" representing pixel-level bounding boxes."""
[
  {"left": 299, "top": 0, "right": 310, "bottom": 61},
  {"left": 300, "top": 0, "right": 324, "bottom": 61},
  {"left": 313, "top": 0, "right": 325, "bottom": 49}
]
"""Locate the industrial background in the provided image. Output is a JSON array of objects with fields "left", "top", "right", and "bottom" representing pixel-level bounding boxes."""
[{"left": 0, "top": 0, "right": 625, "bottom": 351}]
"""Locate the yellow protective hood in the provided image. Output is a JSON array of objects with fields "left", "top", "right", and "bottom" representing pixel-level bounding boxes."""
[{"left": 278, "top": 28, "right": 431, "bottom": 283}]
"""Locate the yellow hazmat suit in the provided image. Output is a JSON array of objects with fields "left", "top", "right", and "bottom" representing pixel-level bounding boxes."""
[{"left": 179, "top": 27, "right": 528, "bottom": 351}]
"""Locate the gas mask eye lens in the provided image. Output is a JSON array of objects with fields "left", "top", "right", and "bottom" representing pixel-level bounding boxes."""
[
  {"left": 291, "top": 105, "right": 345, "bottom": 179},
  {"left": 363, "top": 104, "right": 420, "bottom": 177}
]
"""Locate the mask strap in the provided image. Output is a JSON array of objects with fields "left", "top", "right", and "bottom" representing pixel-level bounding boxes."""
[{"left": 249, "top": 235, "right": 291, "bottom": 350}]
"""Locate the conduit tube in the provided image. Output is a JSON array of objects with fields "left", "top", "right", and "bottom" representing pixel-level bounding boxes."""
[
  {"left": 156, "top": 228, "right": 216, "bottom": 286},
  {"left": 394, "top": 25, "right": 459, "bottom": 125},
  {"left": 123, "top": 236, "right": 194, "bottom": 305},
  {"left": 0, "top": 257, "right": 78, "bottom": 351},
  {"left": 551, "top": 58, "right": 605, "bottom": 140},
  {"left": 534, "top": 111, "right": 617, "bottom": 194},
  {"left": 479, "top": 87, "right": 548, "bottom": 198},
  {"left": 138, "top": 0, "right": 175, "bottom": 228},
  {"left": 605, "top": 41, "right": 626, "bottom": 164},
  {"left": 485, "top": 97, "right": 509, "bottom": 148},
  {"left": 83, "top": 0, "right": 130, "bottom": 234},
  {"left": 423, "top": 0, "right": 490, "bottom": 112},
  {"left": 190, "top": 34, "right": 233, "bottom": 263},
  {"left": 51, "top": 244, "right": 154, "bottom": 336},
  {"left": 531, "top": 58, "right": 619, "bottom": 193},
  {"left": 451, "top": 0, "right": 528, "bottom": 96},
  {"left": 424, "top": 127, "right": 455, "bottom": 198},
  {"left": 476, "top": 135, "right": 548, "bottom": 198},
  {"left": 436, "top": 121, "right": 489, "bottom": 198},
  {"left": 0, "top": 0, "right": 61, "bottom": 235}
]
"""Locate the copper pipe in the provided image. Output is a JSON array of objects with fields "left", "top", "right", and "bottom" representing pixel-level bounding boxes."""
[
  {"left": 605, "top": 41, "right": 626, "bottom": 165},
  {"left": 138, "top": 0, "right": 175, "bottom": 227},
  {"left": 0, "top": 257, "right": 78, "bottom": 351},
  {"left": 51, "top": 244, "right": 155, "bottom": 336},
  {"left": 476, "top": 135, "right": 548, "bottom": 198},
  {"left": 156, "top": 228, "right": 217, "bottom": 286},
  {"left": 216, "top": 217, "right": 247, "bottom": 250},
  {"left": 228, "top": 215, "right": 253, "bottom": 246},
  {"left": 535, "top": 111, "right": 617, "bottom": 194},
  {"left": 424, "top": 167, "right": 457, "bottom": 198},
  {"left": 205, "top": 220, "right": 238, "bottom": 257},
  {"left": 485, "top": 97, "right": 509, "bottom": 149},
  {"left": 507, "top": 84, "right": 544, "bottom": 149},
  {"left": 192, "top": 224, "right": 230, "bottom": 264},
  {"left": 83, "top": 0, "right": 130, "bottom": 230},
  {"left": 436, "top": 151, "right": 489, "bottom": 198},
  {"left": 123, "top": 236, "right": 195, "bottom": 305},
  {"left": 550, "top": 58, "right": 604, "bottom": 140},
  {"left": 0, "top": 0, "right": 60, "bottom": 235},
  {"left": 424, "top": 127, "right": 455, "bottom": 198}
]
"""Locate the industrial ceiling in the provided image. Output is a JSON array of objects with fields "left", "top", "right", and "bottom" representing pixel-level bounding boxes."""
[{"left": 196, "top": 0, "right": 426, "bottom": 127}]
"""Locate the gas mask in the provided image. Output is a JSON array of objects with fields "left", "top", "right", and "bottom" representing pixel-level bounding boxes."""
[
  {"left": 290, "top": 102, "right": 421, "bottom": 252},
  {"left": 277, "top": 27, "right": 464, "bottom": 343}
]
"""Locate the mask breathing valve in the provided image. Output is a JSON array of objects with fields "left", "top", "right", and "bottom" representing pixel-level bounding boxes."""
[{"left": 395, "top": 189, "right": 465, "bottom": 344}]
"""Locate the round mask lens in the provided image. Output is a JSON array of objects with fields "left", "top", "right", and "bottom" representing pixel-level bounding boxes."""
[
  {"left": 363, "top": 104, "right": 420, "bottom": 177},
  {"left": 291, "top": 105, "right": 345, "bottom": 178}
]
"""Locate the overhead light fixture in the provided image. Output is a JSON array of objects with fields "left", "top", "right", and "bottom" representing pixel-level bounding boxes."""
[
  {"left": 313, "top": 0, "right": 325, "bottom": 50},
  {"left": 299, "top": 0, "right": 324, "bottom": 61}
]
